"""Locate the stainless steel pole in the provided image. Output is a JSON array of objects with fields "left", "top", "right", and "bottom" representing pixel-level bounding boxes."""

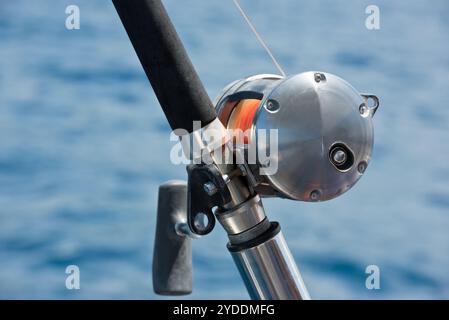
[
  {"left": 229, "top": 223, "right": 310, "bottom": 300},
  {"left": 215, "top": 195, "right": 310, "bottom": 300}
]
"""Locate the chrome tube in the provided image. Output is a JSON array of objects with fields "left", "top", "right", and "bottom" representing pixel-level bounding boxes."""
[{"left": 229, "top": 223, "right": 310, "bottom": 300}]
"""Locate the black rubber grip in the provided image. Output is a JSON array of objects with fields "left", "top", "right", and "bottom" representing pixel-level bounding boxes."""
[
  {"left": 153, "top": 180, "right": 192, "bottom": 295},
  {"left": 112, "top": 0, "right": 217, "bottom": 132}
]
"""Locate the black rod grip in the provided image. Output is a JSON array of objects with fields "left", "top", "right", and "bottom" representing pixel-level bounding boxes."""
[{"left": 112, "top": 0, "right": 217, "bottom": 132}]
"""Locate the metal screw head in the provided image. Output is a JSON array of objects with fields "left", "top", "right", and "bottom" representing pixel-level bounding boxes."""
[
  {"left": 359, "top": 103, "right": 369, "bottom": 117},
  {"left": 310, "top": 189, "right": 321, "bottom": 201},
  {"left": 222, "top": 174, "right": 231, "bottom": 184},
  {"left": 203, "top": 181, "right": 218, "bottom": 196},
  {"left": 332, "top": 149, "right": 347, "bottom": 165},
  {"left": 193, "top": 212, "right": 209, "bottom": 231},
  {"left": 357, "top": 161, "right": 368, "bottom": 174},
  {"left": 265, "top": 99, "right": 280, "bottom": 112},
  {"left": 314, "top": 73, "right": 326, "bottom": 83}
]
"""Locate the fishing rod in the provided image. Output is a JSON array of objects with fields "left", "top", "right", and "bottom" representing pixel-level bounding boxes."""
[{"left": 112, "top": 0, "right": 379, "bottom": 300}]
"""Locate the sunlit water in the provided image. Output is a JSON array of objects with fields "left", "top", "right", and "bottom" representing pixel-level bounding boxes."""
[{"left": 0, "top": 0, "right": 449, "bottom": 299}]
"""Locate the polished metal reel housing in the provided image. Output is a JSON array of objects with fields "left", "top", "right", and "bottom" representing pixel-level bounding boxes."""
[{"left": 214, "top": 72, "right": 379, "bottom": 202}]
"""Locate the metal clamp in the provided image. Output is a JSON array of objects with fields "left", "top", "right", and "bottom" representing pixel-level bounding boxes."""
[{"left": 186, "top": 164, "right": 232, "bottom": 235}]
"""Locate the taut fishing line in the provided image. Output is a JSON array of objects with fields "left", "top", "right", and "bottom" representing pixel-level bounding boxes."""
[{"left": 232, "top": 0, "right": 287, "bottom": 77}]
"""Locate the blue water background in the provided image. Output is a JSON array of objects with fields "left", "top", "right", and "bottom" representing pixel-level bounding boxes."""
[{"left": 0, "top": 0, "right": 449, "bottom": 299}]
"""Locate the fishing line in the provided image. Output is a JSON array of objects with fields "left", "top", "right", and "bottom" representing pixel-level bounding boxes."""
[{"left": 232, "top": 0, "right": 286, "bottom": 77}]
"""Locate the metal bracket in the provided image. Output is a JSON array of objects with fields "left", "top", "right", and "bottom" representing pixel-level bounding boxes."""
[{"left": 186, "top": 164, "right": 232, "bottom": 236}]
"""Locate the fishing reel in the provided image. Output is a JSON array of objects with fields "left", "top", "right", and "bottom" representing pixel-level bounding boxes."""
[
  {"left": 214, "top": 71, "right": 379, "bottom": 202},
  {"left": 114, "top": 0, "right": 381, "bottom": 300},
  {"left": 183, "top": 71, "right": 379, "bottom": 237},
  {"left": 153, "top": 71, "right": 379, "bottom": 297}
]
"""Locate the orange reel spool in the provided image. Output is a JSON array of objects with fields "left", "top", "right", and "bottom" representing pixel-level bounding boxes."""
[{"left": 219, "top": 99, "right": 261, "bottom": 145}]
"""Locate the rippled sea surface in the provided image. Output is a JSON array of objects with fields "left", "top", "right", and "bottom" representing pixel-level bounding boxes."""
[{"left": 1, "top": 0, "right": 449, "bottom": 299}]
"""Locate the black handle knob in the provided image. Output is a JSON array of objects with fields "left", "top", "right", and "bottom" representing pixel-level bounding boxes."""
[{"left": 152, "top": 180, "right": 192, "bottom": 295}]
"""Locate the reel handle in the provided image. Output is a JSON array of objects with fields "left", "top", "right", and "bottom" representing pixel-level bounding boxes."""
[{"left": 153, "top": 181, "right": 192, "bottom": 295}]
